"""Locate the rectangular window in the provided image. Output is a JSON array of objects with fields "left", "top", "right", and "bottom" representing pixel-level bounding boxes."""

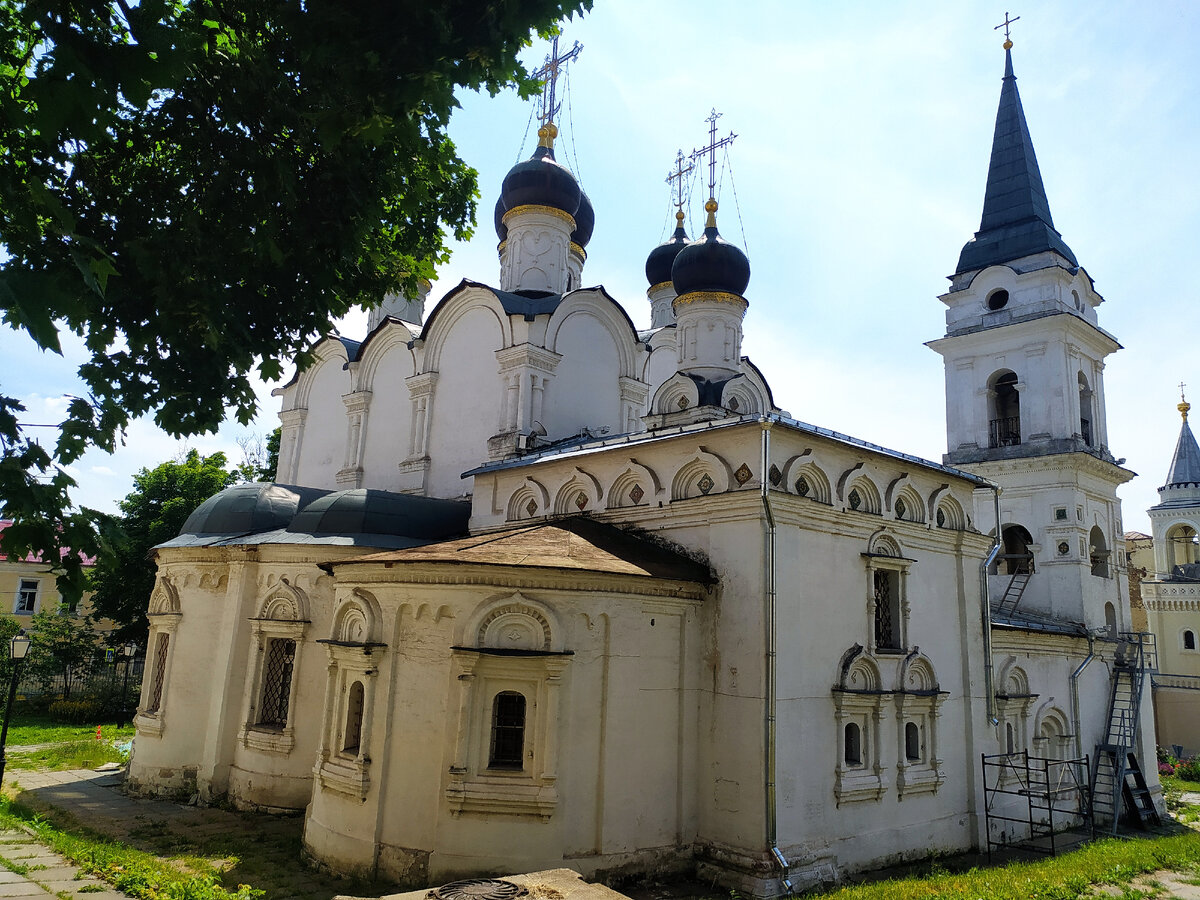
[
  {"left": 15, "top": 579, "right": 37, "bottom": 614},
  {"left": 146, "top": 633, "right": 170, "bottom": 713},
  {"left": 489, "top": 691, "right": 526, "bottom": 769},
  {"left": 258, "top": 638, "right": 297, "bottom": 728},
  {"left": 874, "top": 570, "right": 901, "bottom": 650}
]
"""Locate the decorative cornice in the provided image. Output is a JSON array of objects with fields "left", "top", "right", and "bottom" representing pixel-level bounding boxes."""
[
  {"left": 569, "top": 242, "right": 586, "bottom": 260},
  {"left": 502, "top": 204, "right": 577, "bottom": 229},
  {"left": 495, "top": 343, "right": 564, "bottom": 374},
  {"left": 672, "top": 291, "right": 748, "bottom": 309}
]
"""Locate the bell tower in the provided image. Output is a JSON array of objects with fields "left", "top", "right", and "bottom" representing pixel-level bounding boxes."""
[{"left": 927, "top": 40, "right": 1133, "bottom": 628}]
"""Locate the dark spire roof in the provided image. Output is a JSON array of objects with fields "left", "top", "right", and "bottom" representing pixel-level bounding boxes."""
[
  {"left": 1163, "top": 405, "right": 1200, "bottom": 490},
  {"left": 956, "top": 48, "right": 1078, "bottom": 274}
]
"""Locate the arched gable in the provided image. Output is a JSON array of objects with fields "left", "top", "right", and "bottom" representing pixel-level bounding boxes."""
[
  {"left": 421, "top": 282, "right": 514, "bottom": 372},
  {"left": 552, "top": 468, "right": 603, "bottom": 515},
  {"left": 464, "top": 591, "right": 563, "bottom": 653},
  {"left": 671, "top": 447, "right": 733, "bottom": 501},
  {"left": 331, "top": 588, "right": 383, "bottom": 644},
  {"left": 258, "top": 578, "right": 310, "bottom": 622},
  {"left": 545, "top": 289, "right": 641, "bottom": 380},
  {"left": 293, "top": 337, "right": 351, "bottom": 411},
  {"left": 782, "top": 452, "right": 832, "bottom": 503},
  {"left": 886, "top": 474, "right": 925, "bottom": 523},
  {"left": 608, "top": 459, "right": 662, "bottom": 509},
  {"left": 898, "top": 652, "right": 939, "bottom": 693},
  {"left": 355, "top": 321, "right": 418, "bottom": 390},
  {"left": 506, "top": 477, "right": 551, "bottom": 522}
]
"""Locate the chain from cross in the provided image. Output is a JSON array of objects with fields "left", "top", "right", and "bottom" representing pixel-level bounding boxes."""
[
  {"left": 534, "top": 36, "right": 583, "bottom": 127},
  {"left": 691, "top": 108, "right": 737, "bottom": 199},
  {"left": 994, "top": 11, "right": 1020, "bottom": 42},
  {"left": 665, "top": 149, "right": 694, "bottom": 211}
]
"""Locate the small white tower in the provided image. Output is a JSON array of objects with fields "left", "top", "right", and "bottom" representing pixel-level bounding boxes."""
[{"left": 1148, "top": 392, "right": 1200, "bottom": 576}]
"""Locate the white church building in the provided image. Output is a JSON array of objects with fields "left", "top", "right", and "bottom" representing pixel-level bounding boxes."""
[{"left": 127, "top": 41, "right": 1159, "bottom": 896}]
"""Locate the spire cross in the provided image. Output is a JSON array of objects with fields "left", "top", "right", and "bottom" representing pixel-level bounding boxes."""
[
  {"left": 1181, "top": 381, "right": 1188, "bottom": 402},
  {"left": 534, "top": 35, "right": 583, "bottom": 128},
  {"left": 665, "top": 149, "right": 694, "bottom": 211},
  {"left": 994, "top": 11, "right": 1020, "bottom": 44},
  {"left": 692, "top": 108, "right": 737, "bottom": 200}
]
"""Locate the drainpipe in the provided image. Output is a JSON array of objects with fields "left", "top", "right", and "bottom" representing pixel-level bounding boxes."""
[
  {"left": 1070, "top": 632, "right": 1096, "bottom": 760},
  {"left": 981, "top": 487, "right": 1002, "bottom": 725},
  {"left": 760, "top": 420, "right": 791, "bottom": 895}
]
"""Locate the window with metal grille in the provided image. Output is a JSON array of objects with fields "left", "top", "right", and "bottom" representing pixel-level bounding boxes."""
[
  {"left": 15, "top": 579, "right": 37, "bottom": 614},
  {"left": 146, "top": 633, "right": 170, "bottom": 713},
  {"left": 343, "top": 680, "right": 364, "bottom": 753},
  {"left": 874, "top": 570, "right": 901, "bottom": 650},
  {"left": 258, "top": 638, "right": 296, "bottom": 727},
  {"left": 489, "top": 691, "right": 526, "bottom": 769}
]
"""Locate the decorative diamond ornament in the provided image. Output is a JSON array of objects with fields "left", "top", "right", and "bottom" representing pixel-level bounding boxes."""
[
  {"left": 728, "top": 395, "right": 740, "bottom": 411},
  {"left": 697, "top": 473, "right": 715, "bottom": 495},
  {"left": 525, "top": 499, "right": 538, "bottom": 517},
  {"left": 734, "top": 463, "right": 753, "bottom": 485},
  {"left": 769, "top": 464, "right": 782, "bottom": 486},
  {"left": 849, "top": 488, "right": 862, "bottom": 510},
  {"left": 936, "top": 508, "right": 946, "bottom": 528},
  {"left": 629, "top": 484, "right": 644, "bottom": 504},
  {"left": 895, "top": 498, "right": 906, "bottom": 520},
  {"left": 677, "top": 395, "right": 689, "bottom": 410},
  {"left": 796, "top": 476, "right": 810, "bottom": 497},
  {"left": 575, "top": 491, "right": 588, "bottom": 510}
]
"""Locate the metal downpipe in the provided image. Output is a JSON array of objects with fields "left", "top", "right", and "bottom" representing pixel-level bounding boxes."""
[
  {"left": 1070, "top": 633, "right": 1096, "bottom": 760},
  {"left": 760, "top": 421, "right": 791, "bottom": 894},
  {"left": 981, "top": 487, "right": 1002, "bottom": 725}
]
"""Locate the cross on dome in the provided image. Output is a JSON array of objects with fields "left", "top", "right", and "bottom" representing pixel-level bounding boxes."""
[
  {"left": 994, "top": 11, "right": 1020, "bottom": 49},
  {"left": 666, "top": 149, "right": 694, "bottom": 213},
  {"left": 692, "top": 108, "right": 737, "bottom": 202},
  {"left": 533, "top": 35, "right": 583, "bottom": 130}
]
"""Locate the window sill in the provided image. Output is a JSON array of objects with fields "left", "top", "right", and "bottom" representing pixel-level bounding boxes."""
[
  {"left": 241, "top": 725, "right": 295, "bottom": 754},
  {"left": 897, "top": 761, "right": 944, "bottom": 798},
  {"left": 445, "top": 773, "right": 557, "bottom": 820},
  {"left": 134, "top": 711, "right": 164, "bottom": 737},
  {"left": 318, "top": 757, "right": 370, "bottom": 799},
  {"left": 834, "top": 767, "right": 887, "bottom": 806}
]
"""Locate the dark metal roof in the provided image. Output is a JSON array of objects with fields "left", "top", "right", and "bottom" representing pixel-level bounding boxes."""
[
  {"left": 287, "top": 489, "right": 470, "bottom": 542},
  {"left": 172, "top": 483, "right": 331, "bottom": 539},
  {"left": 1162, "top": 417, "right": 1200, "bottom": 489},
  {"left": 956, "top": 49, "right": 1077, "bottom": 274}
]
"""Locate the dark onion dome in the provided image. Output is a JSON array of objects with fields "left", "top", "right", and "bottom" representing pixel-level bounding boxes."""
[
  {"left": 671, "top": 199, "right": 750, "bottom": 297},
  {"left": 176, "top": 483, "right": 330, "bottom": 536},
  {"left": 571, "top": 189, "right": 594, "bottom": 249},
  {"left": 645, "top": 210, "right": 690, "bottom": 287},
  {"left": 497, "top": 124, "right": 581, "bottom": 234},
  {"left": 494, "top": 195, "right": 508, "bottom": 243}
]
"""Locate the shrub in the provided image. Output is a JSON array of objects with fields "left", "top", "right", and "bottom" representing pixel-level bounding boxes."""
[
  {"left": 1176, "top": 757, "right": 1200, "bottom": 781},
  {"left": 48, "top": 698, "right": 104, "bottom": 724},
  {"left": 1161, "top": 761, "right": 1176, "bottom": 776}
]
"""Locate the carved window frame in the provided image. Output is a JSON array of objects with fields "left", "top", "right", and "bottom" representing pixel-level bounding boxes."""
[
  {"left": 862, "top": 550, "right": 913, "bottom": 655},
  {"left": 241, "top": 614, "right": 307, "bottom": 755}
]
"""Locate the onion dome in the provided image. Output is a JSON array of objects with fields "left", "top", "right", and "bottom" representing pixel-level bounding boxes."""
[
  {"left": 645, "top": 210, "right": 690, "bottom": 286},
  {"left": 496, "top": 124, "right": 582, "bottom": 236},
  {"left": 494, "top": 195, "right": 508, "bottom": 243},
  {"left": 671, "top": 199, "right": 750, "bottom": 296},
  {"left": 571, "top": 189, "right": 595, "bottom": 248}
]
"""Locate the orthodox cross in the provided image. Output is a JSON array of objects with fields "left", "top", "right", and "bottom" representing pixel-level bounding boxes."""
[
  {"left": 534, "top": 35, "right": 583, "bottom": 127},
  {"left": 994, "top": 11, "right": 1020, "bottom": 44},
  {"left": 692, "top": 108, "right": 737, "bottom": 199},
  {"left": 1181, "top": 382, "right": 1188, "bottom": 402},
  {"left": 665, "top": 149, "right": 694, "bottom": 212}
]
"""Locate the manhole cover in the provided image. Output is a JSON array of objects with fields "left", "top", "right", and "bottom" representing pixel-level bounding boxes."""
[{"left": 430, "top": 880, "right": 527, "bottom": 900}]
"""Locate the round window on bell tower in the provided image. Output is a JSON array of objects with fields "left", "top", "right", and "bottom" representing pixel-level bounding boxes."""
[{"left": 986, "top": 289, "right": 1010, "bottom": 311}]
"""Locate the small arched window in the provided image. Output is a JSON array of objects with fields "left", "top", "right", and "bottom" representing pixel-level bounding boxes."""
[
  {"left": 1104, "top": 602, "right": 1117, "bottom": 637},
  {"left": 1006, "top": 722, "right": 1016, "bottom": 755},
  {"left": 1167, "top": 524, "right": 1200, "bottom": 569},
  {"left": 987, "top": 289, "right": 1010, "bottom": 311},
  {"left": 1090, "top": 526, "right": 1109, "bottom": 578},
  {"left": 905, "top": 722, "right": 921, "bottom": 761},
  {"left": 1185, "top": 630, "right": 1197, "bottom": 651},
  {"left": 844, "top": 722, "right": 863, "bottom": 766},
  {"left": 489, "top": 691, "right": 526, "bottom": 769},
  {"left": 343, "top": 681, "right": 365, "bottom": 754},
  {"left": 1078, "top": 372, "right": 1094, "bottom": 447}
]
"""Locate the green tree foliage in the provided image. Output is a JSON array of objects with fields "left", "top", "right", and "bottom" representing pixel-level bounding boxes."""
[
  {"left": 24, "top": 608, "right": 100, "bottom": 701},
  {"left": 0, "top": 0, "right": 591, "bottom": 602},
  {"left": 88, "top": 450, "right": 240, "bottom": 642}
]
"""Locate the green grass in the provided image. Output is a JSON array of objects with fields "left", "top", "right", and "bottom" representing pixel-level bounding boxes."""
[
  {"left": 1163, "top": 775, "right": 1200, "bottom": 794},
  {"left": 5, "top": 739, "right": 127, "bottom": 771},
  {"left": 4, "top": 714, "right": 134, "bottom": 747},
  {"left": 0, "top": 796, "right": 263, "bottom": 900},
  {"left": 811, "top": 832, "right": 1200, "bottom": 899}
]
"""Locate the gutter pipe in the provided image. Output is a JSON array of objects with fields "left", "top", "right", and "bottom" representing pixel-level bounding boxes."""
[
  {"left": 981, "top": 486, "right": 1002, "bottom": 725},
  {"left": 760, "top": 420, "right": 791, "bottom": 895},
  {"left": 1070, "top": 633, "right": 1096, "bottom": 760}
]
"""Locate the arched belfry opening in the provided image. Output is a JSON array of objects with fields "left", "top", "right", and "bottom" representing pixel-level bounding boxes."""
[
  {"left": 988, "top": 370, "right": 1021, "bottom": 448},
  {"left": 991, "top": 524, "right": 1034, "bottom": 575},
  {"left": 1078, "top": 372, "right": 1094, "bottom": 447},
  {"left": 1089, "top": 526, "right": 1109, "bottom": 578},
  {"left": 1167, "top": 524, "right": 1200, "bottom": 570}
]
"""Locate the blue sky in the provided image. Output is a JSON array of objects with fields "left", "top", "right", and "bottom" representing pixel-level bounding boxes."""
[{"left": 4, "top": 0, "right": 1199, "bottom": 534}]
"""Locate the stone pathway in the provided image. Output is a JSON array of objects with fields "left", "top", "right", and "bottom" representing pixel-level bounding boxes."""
[{"left": 0, "top": 768, "right": 389, "bottom": 900}]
